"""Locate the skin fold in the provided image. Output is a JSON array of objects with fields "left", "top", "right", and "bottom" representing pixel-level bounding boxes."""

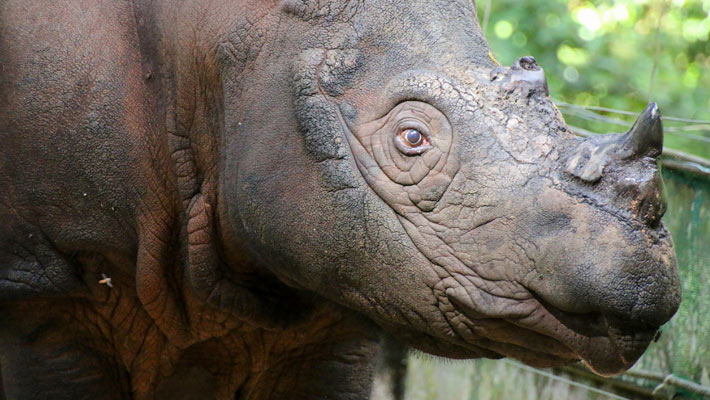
[{"left": 0, "top": 1, "right": 680, "bottom": 399}]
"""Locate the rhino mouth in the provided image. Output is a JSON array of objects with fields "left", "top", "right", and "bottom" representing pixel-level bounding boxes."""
[
  {"left": 439, "top": 285, "right": 660, "bottom": 375},
  {"left": 443, "top": 292, "right": 580, "bottom": 364}
]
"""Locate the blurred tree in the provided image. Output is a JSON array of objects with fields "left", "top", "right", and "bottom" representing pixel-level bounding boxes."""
[{"left": 477, "top": 0, "right": 710, "bottom": 158}]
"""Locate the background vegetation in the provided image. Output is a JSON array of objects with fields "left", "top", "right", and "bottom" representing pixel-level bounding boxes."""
[{"left": 477, "top": 0, "right": 710, "bottom": 158}]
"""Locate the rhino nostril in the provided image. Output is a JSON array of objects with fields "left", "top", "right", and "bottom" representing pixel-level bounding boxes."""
[
  {"left": 637, "top": 185, "right": 667, "bottom": 227},
  {"left": 612, "top": 171, "right": 667, "bottom": 227}
]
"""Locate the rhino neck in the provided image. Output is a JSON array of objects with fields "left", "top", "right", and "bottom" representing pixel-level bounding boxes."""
[{"left": 120, "top": 0, "right": 321, "bottom": 347}]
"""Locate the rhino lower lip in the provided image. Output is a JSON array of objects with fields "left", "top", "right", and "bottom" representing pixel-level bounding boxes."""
[
  {"left": 523, "top": 291, "right": 661, "bottom": 374},
  {"left": 444, "top": 292, "right": 579, "bottom": 362},
  {"left": 443, "top": 285, "right": 659, "bottom": 373},
  {"left": 603, "top": 315, "right": 659, "bottom": 365}
]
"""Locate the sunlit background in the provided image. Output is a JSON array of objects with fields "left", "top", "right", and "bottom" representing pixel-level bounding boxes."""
[{"left": 479, "top": 0, "right": 710, "bottom": 158}]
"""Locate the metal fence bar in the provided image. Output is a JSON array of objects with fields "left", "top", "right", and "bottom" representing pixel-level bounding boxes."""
[
  {"left": 557, "top": 365, "right": 656, "bottom": 399},
  {"left": 555, "top": 101, "right": 710, "bottom": 149},
  {"left": 501, "top": 360, "right": 631, "bottom": 400},
  {"left": 560, "top": 107, "right": 710, "bottom": 140},
  {"left": 568, "top": 125, "right": 710, "bottom": 178},
  {"left": 506, "top": 362, "right": 710, "bottom": 399},
  {"left": 660, "top": 375, "right": 710, "bottom": 397},
  {"left": 554, "top": 100, "right": 710, "bottom": 125},
  {"left": 624, "top": 369, "right": 710, "bottom": 398}
]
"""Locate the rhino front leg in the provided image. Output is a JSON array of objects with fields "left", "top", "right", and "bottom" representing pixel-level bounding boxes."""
[{"left": 0, "top": 302, "right": 130, "bottom": 400}]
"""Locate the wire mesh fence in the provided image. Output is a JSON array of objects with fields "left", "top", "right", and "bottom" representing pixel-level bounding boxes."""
[{"left": 554, "top": 101, "right": 710, "bottom": 161}]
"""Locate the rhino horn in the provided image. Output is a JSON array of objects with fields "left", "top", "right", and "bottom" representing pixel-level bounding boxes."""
[{"left": 624, "top": 102, "right": 663, "bottom": 158}]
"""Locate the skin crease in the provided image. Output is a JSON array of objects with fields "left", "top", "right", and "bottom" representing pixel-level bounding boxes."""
[{"left": 0, "top": 1, "right": 680, "bottom": 399}]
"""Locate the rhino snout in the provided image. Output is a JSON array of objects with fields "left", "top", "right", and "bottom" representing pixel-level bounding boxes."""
[{"left": 519, "top": 176, "right": 680, "bottom": 374}]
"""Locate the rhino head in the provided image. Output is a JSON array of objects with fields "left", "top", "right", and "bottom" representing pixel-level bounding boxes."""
[{"left": 215, "top": 0, "right": 680, "bottom": 375}]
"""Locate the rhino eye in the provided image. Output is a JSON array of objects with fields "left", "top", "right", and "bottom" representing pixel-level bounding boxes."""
[
  {"left": 404, "top": 129, "right": 424, "bottom": 146},
  {"left": 395, "top": 128, "right": 431, "bottom": 155}
]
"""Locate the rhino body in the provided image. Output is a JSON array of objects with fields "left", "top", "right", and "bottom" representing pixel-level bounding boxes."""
[{"left": 0, "top": 1, "right": 680, "bottom": 399}]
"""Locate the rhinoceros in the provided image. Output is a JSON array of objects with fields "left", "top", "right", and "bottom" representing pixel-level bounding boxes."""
[{"left": 0, "top": 0, "right": 680, "bottom": 399}]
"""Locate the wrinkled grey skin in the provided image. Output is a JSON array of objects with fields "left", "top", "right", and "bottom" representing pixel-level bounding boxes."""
[{"left": 0, "top": 0, "right": 680, "bottom": 399}]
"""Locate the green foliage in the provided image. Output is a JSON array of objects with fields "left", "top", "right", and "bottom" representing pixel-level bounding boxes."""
[{"left": 477, "top": 0, "right": 710, "bottom": 159}]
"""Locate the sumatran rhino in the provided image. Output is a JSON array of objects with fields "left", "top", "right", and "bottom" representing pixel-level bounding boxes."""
[{"left": 0, "top": 0, "right": 680, "bottom": 399}]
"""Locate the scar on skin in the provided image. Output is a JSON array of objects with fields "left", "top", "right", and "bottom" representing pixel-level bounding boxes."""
[{"left": 99, "top": 273, "right": 113, "bottom": 288}]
